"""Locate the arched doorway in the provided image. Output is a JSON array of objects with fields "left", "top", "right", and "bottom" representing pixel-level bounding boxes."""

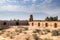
[
  {"left": 16, "top": 21, "right": 19, "bottom": 25},
  {"left": 32, "top": 23, "right": 34, "bottom": 26},
  {"left": 45, "top": 23, "right": 48, "bottom": 27},
  {"left": 3, "top": 22, "right": 7, "bottom": 25},
  {"left": 38, "top": 23, "right": 40, "bottom": 26},
  {"left": 54, "top": 23, "right": 57, "bottom": 28}
]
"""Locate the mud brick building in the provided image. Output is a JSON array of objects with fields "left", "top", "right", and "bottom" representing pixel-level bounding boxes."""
[{"left": 0, "top": 14, "right": 60, "bottom": 30}]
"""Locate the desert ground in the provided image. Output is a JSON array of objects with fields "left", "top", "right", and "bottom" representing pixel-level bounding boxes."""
[{"left": 0, "top": 26, "right": 60, "bottom": 40}]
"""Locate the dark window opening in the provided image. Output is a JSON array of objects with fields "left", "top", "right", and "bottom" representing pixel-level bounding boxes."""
[
  {"left": 16, "top": 21, "right": 19, "bottom": 25},
  {"left": 38, "top": 23, "right": 40, "bottom": 26},
  {"left": 25, "top": 22, "right": 29, "bottom": 25},
  {"left": 32, "top": 23, "right": 34, "bottom": 26},
  {"left": 54, "top": 23, "right": 57, "bottom": 28},
  {"left": 45, "top": 23, "right": 48, "bottom": 27},
  {"left": 3, "top": 22, "right": 7, "bottom": 25}
]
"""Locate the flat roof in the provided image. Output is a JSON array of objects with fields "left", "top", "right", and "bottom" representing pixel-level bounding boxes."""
[{"left": 29, "top": 20, "right": 60, "bottom": 22}]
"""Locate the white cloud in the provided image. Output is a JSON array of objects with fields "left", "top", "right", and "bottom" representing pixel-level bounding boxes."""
[
  {"left": 23, "top": 0, "right": 37, "bottom": 4},
  {"left": 23, "top": 0, "right": 30, "bottom": 2},
  {"left": 7, "top": 0, "right": 17, "bottom": 2},
  {"left": 32, "top": 0, "right": 36, "bottom": 3},
  {"left": 0, "top": 3, "right": 60, "bottom": 15},
  {"left": 0, "top": 0, "right": 59, "bottom": 16},
  {"left": 0, "top": 5, "right": 31, "bottom": 12},
  {"left": 0, "top": 0, "right": 17, "bottom": 3},
  {"left": 23, "top": 0, "right": 30, "bottom": 3},
  {"left": 38, "top": 5, "right": 60, "bottom": 15},
  {"left": 0, "top": 0, "right": 6, "bottom": 3},
  {"left": 0, "top": 5, "right": 17, "bottom": 11},
  {"left": 45, "top": 0, "right": 52, "bottom": 3}
]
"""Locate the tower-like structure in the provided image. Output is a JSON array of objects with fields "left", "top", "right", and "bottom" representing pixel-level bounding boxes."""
[{"left": 29, "top": 14, "right": 33, "bottom": 21}]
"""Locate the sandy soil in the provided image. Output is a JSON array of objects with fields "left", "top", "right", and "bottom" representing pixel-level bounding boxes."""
[{"left": 0, "top": 26, "right": 60, "bottom": 40}]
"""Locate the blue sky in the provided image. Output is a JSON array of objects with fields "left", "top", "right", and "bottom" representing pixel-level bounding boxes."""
[{"left": 0, "top": 0, "right": 60, "bottom": 20}]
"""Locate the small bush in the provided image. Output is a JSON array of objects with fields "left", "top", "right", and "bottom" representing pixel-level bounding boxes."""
[
  {"left": 57, "top": 29, "right": 60, "bottom": 35},
  {"left": 44, "top": 38, "right": 53, "bottom": 40},
  {"left": 33, "top": 29, "right": 40, "bottom": 33},
  {"left": 15, "top": 29, "right": 22, "bottom": 33},
  {"left": 10, "top": 36, "right": 14, "bottom": 39},
  {"left": 26, "top": 37, "right": 30, "bottom": 40},
  {"left": 42, "top": 29, "right": 50, "bottom": 35},
  {"left": 0, "top": 30, "right": 5, "bottom": 35},
  {"left": 19, "top": 29, "right": 22, "bottom": 33},
  {"left": 24, "top": 27, "right": 28, "bottom": 31},
  {"left": 45, "top": 29, "right": 50, "bottom": 33},
  {"left": 0, "top": 31, "right": 3, "bottom": 35},
  {"left": 41, "top": 32, "right": 44, "bottom": 35},
  {"left": 24, "top": 32, "right": 27, "bottom": 34},
  {"left": 52, "top": 30, "right": 59, "bottom": 36},
  {"left": 6, "top": 33, "right": 10, "bottom": 37},
  {"left": 16, "top": 32, "right": 20, "bottom": 35},
  {"left": 32, "top": 34, "right": 39, "bottom": 40}
]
